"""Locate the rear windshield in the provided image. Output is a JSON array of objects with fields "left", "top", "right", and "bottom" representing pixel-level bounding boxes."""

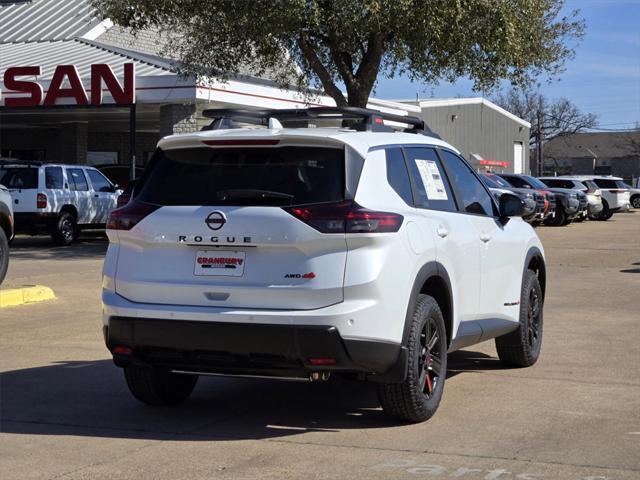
[
  {"left": 593, "top": 179, "right": 618, "bottom": 189},
  {"left": 0, "top": 166, "right": 38, "bottom": 189},
  {"left": 137, "top": 146, "right": 345, "bottom": 206}
]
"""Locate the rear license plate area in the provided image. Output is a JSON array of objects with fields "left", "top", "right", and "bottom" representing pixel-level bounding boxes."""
[{"left": 194, "top": 250, "right": 245, "bottom": 277}]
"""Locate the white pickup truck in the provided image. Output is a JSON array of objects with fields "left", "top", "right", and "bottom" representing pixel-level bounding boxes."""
[{"left": 0, "top": 161, "right": 121, "bottom": 245}]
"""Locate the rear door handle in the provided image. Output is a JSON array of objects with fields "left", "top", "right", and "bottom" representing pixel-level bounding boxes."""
[
  {"left": 480, "top": 233, "right": 491, "bottom": 243},
  {"left": 437, "top": 225, "right": 449, "bottom": 238}
]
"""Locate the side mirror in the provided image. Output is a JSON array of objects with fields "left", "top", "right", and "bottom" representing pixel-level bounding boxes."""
[{"left": 499, "top": 192, "right": 525, "bottom": 224}]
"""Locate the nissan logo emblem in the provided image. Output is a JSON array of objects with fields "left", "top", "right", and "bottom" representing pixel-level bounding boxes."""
[{"left": 205, "top": 211, "right": 226, "bottom": 231}]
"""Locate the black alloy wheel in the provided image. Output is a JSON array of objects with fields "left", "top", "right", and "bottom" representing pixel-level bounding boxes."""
[
  {"left": 419, "top": 315, "right": 444, "bottom": 399},
  {"left": 495, "top": 269, "right": 544, "bottom": 367},
  {"left": 525, "top": 287, "right": 543, "bottom": 352},
  {"left": 52, "top": 212, "right": 77, "bottom": 245}
]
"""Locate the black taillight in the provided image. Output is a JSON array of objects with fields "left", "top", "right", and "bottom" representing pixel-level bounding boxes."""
[
  {"left": 283, "top": 201, "right": 403, "bottom": 234},
  {"left": 106, "top": 202, "right": 160, "bottom": 231}
]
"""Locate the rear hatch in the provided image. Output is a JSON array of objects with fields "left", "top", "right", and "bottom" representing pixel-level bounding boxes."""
[
  {"left": 0, "top": 165, "right": 40, "bottom": 212},
  {"left": 111, "top": 143, "right": 352, "bottom": 310}
]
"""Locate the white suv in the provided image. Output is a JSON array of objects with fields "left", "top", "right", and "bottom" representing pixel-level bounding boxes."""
[
  {"left": 0, "top": 161, "right": 121, "bottom": 244},
  {"left": 102, "top": 108, "right": 546, "bottom": 422}
]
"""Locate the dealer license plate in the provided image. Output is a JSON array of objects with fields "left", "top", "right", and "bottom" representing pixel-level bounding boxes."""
[{"left": 194, "top": 250, "right": 246, "bottom": 277}]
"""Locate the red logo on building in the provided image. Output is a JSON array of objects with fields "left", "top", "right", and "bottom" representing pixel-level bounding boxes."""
[{"left": 2, "top": 63, "right": 135, "bottom": 107}]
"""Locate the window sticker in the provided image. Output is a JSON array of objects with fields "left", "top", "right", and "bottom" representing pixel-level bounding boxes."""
[{"left": 415, "top": 159, "right": 448, "bottom": 200}]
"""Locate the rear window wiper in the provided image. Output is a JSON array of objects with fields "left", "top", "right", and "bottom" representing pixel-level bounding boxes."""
[{"left": 216, "top": 189, "right": 294, "bottom": 202}]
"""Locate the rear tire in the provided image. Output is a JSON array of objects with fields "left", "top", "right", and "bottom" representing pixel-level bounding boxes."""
[
  {"left": 631, "top": 195, "right": 640, "bottom": 209},
  {"left": 377, "top": 295, "right": 447, "bottom": 423},
  {"left": 51, "top": 211, "right": 77, "bottom": 245},
  {"left": 124, "top": 366, "right": 198, "bottom": 406},
  {"left": 495, "top": 270, "right": 543, "bottom": 367},
  {"left": 598, "top": 199, "right": 613, "bottom": 220},
  {"left": 0, "top": 228, "right": 9, "bottom": 285}
]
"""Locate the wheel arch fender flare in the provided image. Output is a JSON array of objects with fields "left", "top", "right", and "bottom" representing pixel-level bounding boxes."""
[
  {"left": 59, "top": 204, "right": 78, "bottom": 220},
  {"left": 401, "top": 261, "right": 454, "bottom": 349},
  {"left": 524, "top": 246, "right": 546, "bottom": 298}
]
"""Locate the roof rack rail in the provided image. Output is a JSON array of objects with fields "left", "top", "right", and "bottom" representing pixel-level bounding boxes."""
[
  {"left": 201, "top": 106, "right": 440, "bottom": 138},
  {"left": 0, "top": 158, "right": 42, "bottom": 166}
]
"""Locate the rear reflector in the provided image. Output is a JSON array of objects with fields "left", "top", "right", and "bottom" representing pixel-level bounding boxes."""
[
  {"left": 112, "top": 346, "right": 132, "bottom": 355},
  {"left": 202, "top": 139, "right": 280, "bottom": 146},
  {"left": 308, "top": 358, "right": 337, "bottom": 366},
  {"left": 37, "top": 193, "right": 47, "bottom": 209},
  {"left": 284, "top": 201, "right": 403, "bottom": 234},
  {"left": 106, "top": 202, "right": 160, "bottom": 231}
]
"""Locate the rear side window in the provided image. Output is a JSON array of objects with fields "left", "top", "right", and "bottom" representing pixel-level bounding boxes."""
[
  {"left": 0, "top": 167, "right": 38, "bottom": 189},
  {"left": 440, "top": 150, "right": 496, "bottom": 216},
  {"left": 593, "top": 179, "right": 618, "bottom": 189},
  {"left": 404, "top": 147, "right": 457, "bottom": 212},
  {"left": 45, "top": 167, "right": 64, "bottom": 189},
  {"left": 542, "top": 179, "right": 573, "bottom": 189},
  {"left": 138, "top": 146, "right": 345, "bottom": 206},
  {"left": 502, "top": 175, "right": 530, "bottom": 189},
  {"left": 385, "top": 148, "right": 413, "bottom": 205},
  {"left": 67, "top": 168, "right": 89, "bottom": 191},
  {"left": 87, "top": 169, "right": 113, "bottom": 192}
]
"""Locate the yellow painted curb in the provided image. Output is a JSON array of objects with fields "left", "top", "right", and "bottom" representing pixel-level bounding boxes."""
[{"left": 0, "top": 285, "right": 56, "bottom": 308}]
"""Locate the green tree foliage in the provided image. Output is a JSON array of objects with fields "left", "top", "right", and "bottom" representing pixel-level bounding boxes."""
[{"left": 92, "top": 0, "right": 585, "bottom": 107}]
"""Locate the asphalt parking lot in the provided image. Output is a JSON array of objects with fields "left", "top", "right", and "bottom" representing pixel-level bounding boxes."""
[{"left": 1, "top": 215, "right": 639, "bottom": 480}]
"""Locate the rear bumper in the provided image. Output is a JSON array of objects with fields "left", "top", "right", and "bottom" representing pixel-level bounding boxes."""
[
  {"left": 104, "top": 317, "right": 404, "bottom": 381},
  {"left": 102, "top": 290, "right": 406, "bottom": 381},
  {"left": 13, "top": 212, "right": 57, "bottom": 232},
  {"left": 588, "top": 203, "right": 603, "bottom": 215}
]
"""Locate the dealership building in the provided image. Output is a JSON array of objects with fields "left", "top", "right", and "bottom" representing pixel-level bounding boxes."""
[{"left": 1, "top": 0, "right": 529, "bottom": 175}]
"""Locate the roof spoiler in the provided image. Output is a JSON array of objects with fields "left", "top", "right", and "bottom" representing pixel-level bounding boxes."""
[{"left": 201, "top": 106, "right": 440, "bottom": 138}]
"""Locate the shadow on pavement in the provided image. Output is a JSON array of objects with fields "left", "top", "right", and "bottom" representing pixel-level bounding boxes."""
[
  {"left": 1, "top": 350, "right": 503, "bottom": 440},
  {"left": 620, "top": 268, "right": 640, "bottom": 274},
  {"left": 447, "top": 349, "right": 508, "bottom": 379},
  {"left": 9, "top": 234, "right": 108, "bottom": 260}
]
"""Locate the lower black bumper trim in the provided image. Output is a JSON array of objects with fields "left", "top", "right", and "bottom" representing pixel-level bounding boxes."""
[{"left": 105, "top": 317, "right": 404, "bottom": 381}]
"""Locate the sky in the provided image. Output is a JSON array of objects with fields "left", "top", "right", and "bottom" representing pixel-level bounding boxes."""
[{"left": 374, "top": 0, "right": 640, "bottom": 131}]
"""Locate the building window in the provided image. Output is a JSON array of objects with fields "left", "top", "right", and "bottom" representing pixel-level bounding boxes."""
[{"left": 87, "top": 151, "right": 119, "bottom": 166}]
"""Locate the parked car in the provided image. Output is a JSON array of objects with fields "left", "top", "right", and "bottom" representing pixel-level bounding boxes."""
[
  {"left": 96, "top": 164, "right": 143, "bottom": 190},
  {"left": 0, "top": 161, "right": 121, "bottom": 245},
  {"left": 556, "top": 176, "right": 631, "bottom": 220},
  {"left": 613, "top": 178, "right": 640, "bottom": 209},
  {"left": 480, "top": 174, "right": 543, "bottom": 224},
  {"left": 0, "top": 181, "right": 13, "bottom": 284},
  {"left": 498, "top": 174, "right": 579, "bottom": 226},
  {"left": 103, "top": 107, "right": 547, "bottom": 423},
  {"left": 538, "top": 177, "right": 603, "bottom": 220}
]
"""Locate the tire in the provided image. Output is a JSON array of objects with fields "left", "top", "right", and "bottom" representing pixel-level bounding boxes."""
[
  {"left": 51, "top": 211, "right": 77, "bottom": 245},
  {"left": 598, "top": 199, "right": 613, "bottom": 221},
  {"left": 377, "top": 294, "right": 447, "bottom": 423},
  {"left": 0, "top": 227, "right": 9, "bottom": 286},
  {"left": 495, "top": 269, "right": 543, "bottom": 367},
  {"left": 573, "top": 214, "right": 584, "bottom": 223},
  {"left": 124, "top": 366, "right": 198, "bottom": 406},
  {"left": 631, "top": 195, "right": 640, "bottom": 209},
  {"left": 544, "top": 207, "right": 565, "bottom": 226}
]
